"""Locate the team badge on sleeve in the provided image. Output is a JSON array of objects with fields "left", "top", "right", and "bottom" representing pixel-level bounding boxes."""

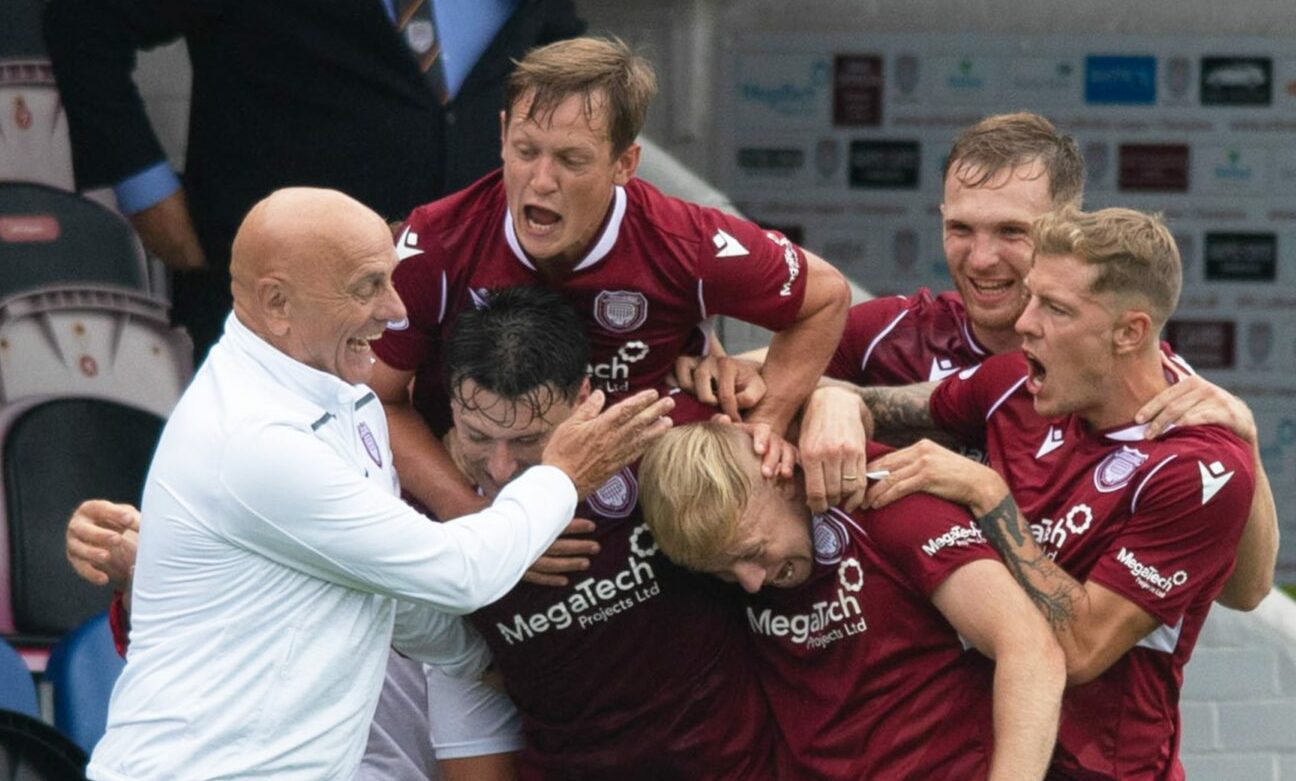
[
  {"left": 1093, "top": 446, "right": 1148, "bottom": 493},
  {"left": 588, "top": 467, "right": 638, "bottom": 518},
  {"left": 593, "top": 290, "right": 649, "bottom": 333}
]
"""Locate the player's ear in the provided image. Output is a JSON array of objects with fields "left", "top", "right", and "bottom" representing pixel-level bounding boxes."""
[
  {"left": 1112, "top": 308, "right": 1152, "bottom": 356},
  {"left": 776, "top": 473, "right": 800, "bottom": 501},
  {"left": 612, "top": 143, "right": 640, "bottom": 185}
]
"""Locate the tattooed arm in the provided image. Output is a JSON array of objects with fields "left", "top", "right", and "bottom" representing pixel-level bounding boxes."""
[
  {"left": 867, "top": 440, "right": 1160, "bottom": 685},
  {"left": 818, "top": 378, "right": 961, "bottom": 448},
  {"left": 965, "top": 490, "right": 1160, "bottom": 685}
]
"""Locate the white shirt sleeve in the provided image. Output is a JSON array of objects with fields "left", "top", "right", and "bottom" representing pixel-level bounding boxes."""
[
  {"left": 424, "top": 663, "right": 524, "bottom": 760},
  {"left": 390, "top": 601, "right": 492, "bottom": 678},
  {"left": 216, "top": 421, "right": 576, "bottom": 614}
]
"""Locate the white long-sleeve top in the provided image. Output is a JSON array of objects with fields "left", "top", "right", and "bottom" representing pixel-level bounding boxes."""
[{"left": 89, "top": 315, "right": 576, "bottom": 781}]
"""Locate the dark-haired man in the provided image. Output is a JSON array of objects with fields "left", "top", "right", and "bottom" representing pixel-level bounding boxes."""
[{"left": 430, "top": 285, "right": 774, "bottom": 778}]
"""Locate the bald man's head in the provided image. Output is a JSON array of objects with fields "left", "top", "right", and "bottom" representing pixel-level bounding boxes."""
[{"left": 228, "top": 188, "right": 406, "bottom": 384}]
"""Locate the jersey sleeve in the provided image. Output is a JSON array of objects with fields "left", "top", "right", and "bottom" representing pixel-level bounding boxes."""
[
  {"left": 929, "top": 352, "right": 1027, "bottom": 446},
  {"left": 695, "top": 210, "right": 808, "bottom": 331},
  {"left": 1086, "top": 431, "right": 1255, "bottom": 626},
  {"left": 863, "top": 494, "right": 1000, "bottom": 598},
  {"left": 371, "top": 207, "right": 449, "bottom": 372},
  {"left": 826, "top": 297, "right": 910, "bottom": 382}
]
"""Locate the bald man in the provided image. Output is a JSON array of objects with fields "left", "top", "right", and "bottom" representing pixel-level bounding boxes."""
[{"left": 87, "top": 188, "right": 674, "bottom": 781}]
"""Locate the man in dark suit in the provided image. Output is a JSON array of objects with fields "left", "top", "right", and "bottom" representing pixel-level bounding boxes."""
[{"left": 43, "top": 0, "right": 584, "bottom": 361}]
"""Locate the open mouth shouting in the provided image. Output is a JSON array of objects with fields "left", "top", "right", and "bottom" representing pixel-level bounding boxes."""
[
  {"left": 1023, "top": 349, "right": 1046, "bottom": 395},
  {"left": 523, "top": 204, "right": 562, "bottom": 235}
]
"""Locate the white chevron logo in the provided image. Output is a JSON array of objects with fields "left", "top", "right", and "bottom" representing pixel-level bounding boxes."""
[
  {"left": 1036, "top": 426, "right": 1065, "bottom": 459},
  {"left": 395, "top": 226, "right": 423, "bottom": 261},
  {"left": 1198, "top": 460, "right": 1234, "bottom": 505},
  {"left": 928, "top": 357, "right": 960, "bottom": 382},
  {"left": 712, "top": 229, "right": 749, "bottom": 258}
]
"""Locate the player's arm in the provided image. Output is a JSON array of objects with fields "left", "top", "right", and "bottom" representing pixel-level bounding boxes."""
[
  {"left": 971, "top": 491, "right": 1161, "bottom": 684},
  {"left": 369, "top": 357, "right": 489, "bottom": 521},
  {"left": 1216, "top": 444, "right": 1278, "bottom": 610},
  {"left": 821, "top": 378, "right": 950, "bottom": 445},
  {"left": 931, "top": 559, "right": 1064, "bottom": 781},
  {"left": 744, "top": 251, "right": 849, "bottom": 438},
  {"left": 1135, "top": 375, "right": 1277, "bottom": 610},
  {"left": 867, "top": 442, "right": 1160, "bottom": 684},
  {"left": 66, "top": 499, "right": 139, "bottom": 590}
]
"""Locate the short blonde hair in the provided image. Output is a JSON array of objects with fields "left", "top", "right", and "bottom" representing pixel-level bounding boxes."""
[
  {"left": 638, "top": 423, "right": 752, "bottom": 572},
  {"left": 1031, "top": 206, "right": 1182, "bottom": 328}
]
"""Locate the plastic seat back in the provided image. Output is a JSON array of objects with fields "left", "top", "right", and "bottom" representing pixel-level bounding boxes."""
[{"left": 46, "top": 612, "right": 124, "bottom": 754}]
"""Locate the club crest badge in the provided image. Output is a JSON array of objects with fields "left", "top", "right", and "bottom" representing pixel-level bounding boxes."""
[
  {"left": 587, "top": 467, "right": 637, "bottom": 518},
  {"left": 593, "top": 290, "right": 648, "bottom": 333},
  {"left": 1093, "top": 446, "right": 1148, "bottom": 493},
  {"left": 358, "top": 422, "right": 383, "bottom": 468},
  {"left": 812, "top": 513, "right": 849, "bottom": 565}
]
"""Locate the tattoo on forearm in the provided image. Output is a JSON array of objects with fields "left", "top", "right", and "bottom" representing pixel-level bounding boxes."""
[
  {"left": 857, "top": 382, "right": 936, "bottom": 435},
  {"left": 975, "top": 494, "right": 1079, "bottom": 630}
]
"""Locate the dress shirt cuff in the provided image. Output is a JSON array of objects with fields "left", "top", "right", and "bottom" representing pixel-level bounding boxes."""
[{"left": 113, "top": 162, "right": 181, "bottom": 215}]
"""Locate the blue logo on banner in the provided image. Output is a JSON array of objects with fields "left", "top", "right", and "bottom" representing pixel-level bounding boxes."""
[{"left": 1085, "top": 56, "right": 1157, "bottom": 104}]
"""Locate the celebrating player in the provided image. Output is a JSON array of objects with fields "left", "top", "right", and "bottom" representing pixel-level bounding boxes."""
[
  {"left": 639, "top": 417, "right": 1065, "bottom": 780},
  {"left": 863, "top": 207, "right": 1256, "bottom": 780},
  {"left": 676, "top": 112, "right": 1276, "bottom": 611},
  {"left": 369, "top": 36, "right": 849, "bottom": 526}
]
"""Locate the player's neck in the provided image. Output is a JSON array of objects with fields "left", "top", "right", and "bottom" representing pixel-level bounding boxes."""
[
  {"left": 1082, "top": 351, "right": 1169, "bottom": 431},
  {"left": 529, "top": 195, "right": 618, "bottom": 281}
]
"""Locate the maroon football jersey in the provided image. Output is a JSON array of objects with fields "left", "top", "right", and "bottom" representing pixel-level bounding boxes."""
[
  {"left": 749, "top": 492, "right": 1000, "bottom": 781},
  {"left": 931, "top": 352, "right": 1255, "bottom": 781},
  {"left": 825, "top": 288, "right": 987, "bottom": 386},
  {"left": 373, "top": 170, "right": 808, "bottom": 435},
  {"left": 470, "top": 395, "right": 775, "bottom": 779}
]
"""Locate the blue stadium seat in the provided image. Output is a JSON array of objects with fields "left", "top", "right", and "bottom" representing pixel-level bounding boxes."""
[
  {"left": 46, "top": 611, "right": 123, "bottom": 754},
  {"left": 0, "top": 636, "right": 37, "bottom": 718}
]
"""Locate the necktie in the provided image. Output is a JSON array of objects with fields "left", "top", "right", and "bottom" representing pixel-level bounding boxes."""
[{"left": 396, "top": 0, "right": 448, "bottom": 103}]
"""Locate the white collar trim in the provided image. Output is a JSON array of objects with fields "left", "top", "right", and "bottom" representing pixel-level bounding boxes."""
[
  {"left": 222, "top": 313, "right": 369, "bottom": 413},
  {"left": 502, "top": 185, "right": 627, "bottom": 272}
]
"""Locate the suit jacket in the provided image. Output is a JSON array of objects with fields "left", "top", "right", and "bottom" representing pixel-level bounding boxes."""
[{"left": 44, "top": 0, "right": 585, "bottom": 260}]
